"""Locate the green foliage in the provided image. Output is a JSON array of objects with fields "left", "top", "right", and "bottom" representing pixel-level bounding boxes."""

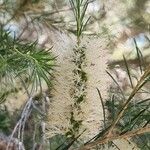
[
  {"left": 106, "top": 91, "right": 150, "bottom": 149},
  {"left": 0, "top": 107, "right": 11, "bottom": 134},
  {"left": 0, "top": 29, "right": 55, "bottom": 149},
  {"left": 49, "top": 132, "right": 84, "bottom": 150},
  {"left": 0, "top": 28, "right": 55, "bottom": 96},
  {"left": 105, "top": 41, "right": 150, "bottom": 149},
  {"left": 49, "top": 134, "right": 71, "bottom": 150},
  {"left": 69, "top": 0, "right": 90, "bottom": 41}
]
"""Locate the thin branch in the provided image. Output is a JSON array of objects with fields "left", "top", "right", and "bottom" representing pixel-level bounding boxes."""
[
  {"left": 106, "top": 70, "right": 126, "bottom": 100},
  {"left": 123, "top": 55, "right": 134, "bottom": 89},
  {"left": 79, "top": 126, "right": 150, "bottom": 150},
  {"left": 96, "top": 88, "right": 106, "bottom": 128},
  {"left": 7, "top": 97, "right": 33, "bottom": 150}
]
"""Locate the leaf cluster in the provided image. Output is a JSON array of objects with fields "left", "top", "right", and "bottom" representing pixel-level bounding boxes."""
[
  {"left": 69, "top": 0, "right": 90, "bottom": 40},
  {"left": 0, "top": 28, "right": 55, "bottom": 97},
  {"left": 106, "top": 94, "right": 150, "bottom": 149}
]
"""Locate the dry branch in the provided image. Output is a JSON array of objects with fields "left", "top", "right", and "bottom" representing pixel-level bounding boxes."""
[{"left": 79, "top": 125, "right": 150, "bottom": 150}]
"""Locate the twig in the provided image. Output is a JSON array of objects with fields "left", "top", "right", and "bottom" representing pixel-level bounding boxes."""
[
  {"left": 79, "top": 126, "right": 150, "bottom": 150},
  {"left": 7, "top": 97, "right": 33, "bottom": 150},
  {"left": 20, "top": 109, "right": 32, "bottom": 142},
  {"left": 6, "top": 121, "right": 20, "bottom": 150}
]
